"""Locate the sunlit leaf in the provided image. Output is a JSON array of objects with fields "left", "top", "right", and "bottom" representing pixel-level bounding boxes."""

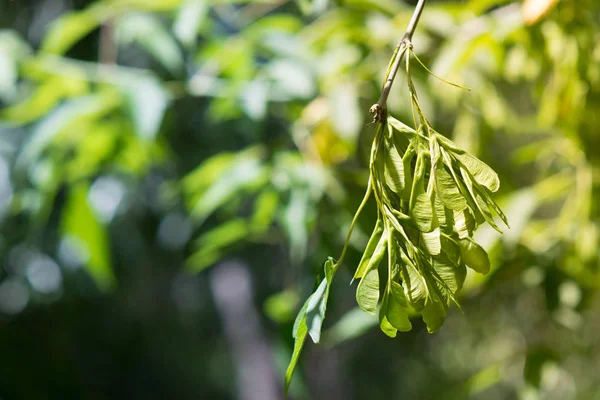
[
  {"left": 61, "top": 182, "right": 114, "bottom": 290},
  {"left": 455, "top": 152, "right": 500, "bottom": 193},
  {"left": 386, "top": 281, "right": 412, "bottom": 331},
  {"left": 285, "top": 314, "right": 308, "bottom": 398},
  {"left": 353, "top": 218, "right": 384, "bottom": 280},
  {"left": 41, "top": 4, "right": 113, "bottom": 55},
  {"left": 458, "top": 237, "right": 490, "bottom": 274},
  {"left": 356, "top": 265, "right": 381, "bottom": 315},
  {"left": 435, "top": 163, "right": 467, "bottom": 211}
]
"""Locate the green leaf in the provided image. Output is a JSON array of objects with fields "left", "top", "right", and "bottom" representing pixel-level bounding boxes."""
[
  {"left": 410, "top": 177, "right": 435, "bottom": 232},
  {"left": 435, "top": 163, "right": 467, "bottom": 211},
  {"left": 250, "top": 189, "right": 279, "bottom": 233},
  {"left": 305, "top": 258, "right": 336, "bottom": 343},
  {"left": 189, "top": 148, "right": 267, "bottom": 224},
  {"left": 453, "top": 208, "right": 476, "bottom": 239},
  {"left": 293, "top": 297, "right": 311, "bottom": 338},
  {"left": 41, "top": 4, "right": 113, "bottom": 55},
  {"left": 186, "top": 219, "right": 249, "bottom": 272},
  {"left": 433, "top": 253, "right": 466, "bottom": 293},
  {"left": 384, "top": 139, "right": 405, "bottom": 193},
  {"left": 356, "top": 265, "right": 381, "bottom": 315},
  {"left": 173, "top": 0, "right": 208, "bottom": 48},
  {"left": 353, "top": 218, "right": 384, "bottom": 280},
  {"left": 120, "top": 74, "right": 170, "bottom": 140},
  {"left": 461, "top": 168, "right": 502, "bottom": 233},
  {"left": 285, "top": 315, "right": 308, "bottom": 398},
  {"left": 399, "top": 253, "right": 427, "bottom": 311},
  {"left": 61, "top": 182, "right": 114, "bottom": 290},
  {"left": 305, "top": 278, "right": 328, "bottom": 343},
  {"left": 421, "top": 298, "right": 446, "bottom": 333},
  {"left": 421, "top": 227, "right": 441, "bottom": 256},
  {"left": 117, "top": 13, "right": 184, "bottom": 75},
  {"left": 388, "top": 116, "right": 417, "bottom": 136},
  {"left": 386, "top": 281, "right": 412, "bottom": 331},
  {"left": 454, "top": 152, "right": 500, "bottom": 193},
  {"left": 459, "top": 238, "right": 491, "bottom": 274},
  {"left": 378, "top": 311, "right": 397, "bottom": 338}
]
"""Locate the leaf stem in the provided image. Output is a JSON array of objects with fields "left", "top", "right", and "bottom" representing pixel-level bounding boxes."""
[{"left": 370, "top": 0, "right": 428, "bottom": 122}]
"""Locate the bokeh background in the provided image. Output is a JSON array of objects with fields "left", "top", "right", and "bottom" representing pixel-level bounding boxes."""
[{"left": 0, "top": 0, "right": 599, "bottom": 399}]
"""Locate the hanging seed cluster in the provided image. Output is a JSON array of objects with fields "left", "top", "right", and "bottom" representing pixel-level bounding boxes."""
[
  {"left": 285, "top": 46, "right": 508, "bottom": 396},
  {"left": 354, "top": 49, "right": 508, "bottom": 335}
]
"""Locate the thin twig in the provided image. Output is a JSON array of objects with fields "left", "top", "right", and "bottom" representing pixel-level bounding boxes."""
[{"left": 370, "top": 0, "right": 428, "bottom": 123}]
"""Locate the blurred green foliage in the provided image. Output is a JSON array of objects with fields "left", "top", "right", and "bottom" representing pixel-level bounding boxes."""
[{"left": 0, "top": 0, "right": 599, "bottom": 399}]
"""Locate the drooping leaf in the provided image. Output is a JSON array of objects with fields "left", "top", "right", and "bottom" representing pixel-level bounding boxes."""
[
  {"left": 41, "top": 4, "right": 113, "bottom": 55},
  {"left": 356, "top": 265, "right": 381, "bottom": 315},
  {"left": 433, "top": 253, "right": 466, "bottom": 293},
  {"left": 421, "top": 298, "right": 446, "bottom": 333},
  {"left": 399, "top": 253, "right": 427, "bottom": 311},
  {"left": 453, "top": 208, "right": 476, "bottom": 239},
  {"left": 379, "top": 314, "right": 398, "bottom": 338},
  {"left": 458, "top": 237, "right": 491, "bottom": 274},
  {"left": 353, "top": 218, "right": 384, "bottom": 280},
  {"left": 454, "top": 152, "right": 500, "bottom": 193},
  {"left": 411, "top": 182, "right": 435, "bottom": 232},
  {"left": 305, "top": 278, "right": 328, "bottom": 343},
  {"left": 386, "top": 281, "right": 412, "bottom": 331},
  {"left": 186, "top": 219, "right": 249, "bottom": 272},
  {"left": 435, "top": 163, "right": 467, "bottom": 211},
  {"left": 305, "top": 258, "right": 336, "bottom": 343},
  {"left": 384, "top": 139, "right": 405, "bottom": 193},
  {"left": 285, "top": 314, "right": 308, "bottom": 398},
  {"left": 61, "top": 182, "right": 114, "bottom": 290},
  {"left": 388, "top": 115, "right": 417, "bottom": 136},
  {"left": 421, "top": 226, "right": 441, "bottom": 256}
]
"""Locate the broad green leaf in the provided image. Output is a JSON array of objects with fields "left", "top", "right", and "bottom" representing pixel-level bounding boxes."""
[
  {"left": 453, "top": 208, "right": 476, "bottom": 239},
  {"left": 440, "top": 235, "right": 461, "bottom": 265},
  {"left": 386, "top": 281, "right": 412, "bottom": 331},
  {"left": 433, "top": 253, "right": 466, "bottom": 293},
  {"left": 1, "top": 75, "right": 88, "bottom": 124},
  {"left": 435, "top": 163, "right": 467, "bottom": 211},
  {"left": 421, "top": 299, "right": 446, "bottom": 333},
  {"left": 356, "top": 265, "right": 381, "bottom": 315},
  {"left": 61, "top": 182, "right": 114, "bottom": 290},
  {"left": 384, "top": 140, "right": 405, "bottom": 193},
  {"left": 421, "top": 227, "right": 441, "bottom": 256},
  {"left": 410, "top": 177, "right": 435, "bottom": 232},
  {"left": 120, "top": 74, "right": 170, "bottom": 140},
  {"left": 190, "top": 149, "right": 267, "bottom": 224},
  {"left": 250, "top": 189, "right": 279, "bottom": 233},
  {"left": 41, "top": 4, "right": 113, "bottom": 55},
  {"left": 401, "top": 147, "right": 415, "bottom": 203},
  {"left": 16, "top": 94, "right": 118, "bottom": 169},
  {"left": 284, "top": 315, "right": 308, "bottom": 398},
  {"left": 117, "top": 13, "right": 184, "bottom": 75},
  {"left": 378, "top": 314, "right": 397, "bottom": 338},
  {"left": 173, "top": 0, "right": 208, "bottom": 48},
  {"left": 186, "top": 219, "right": 249, "bottom": 272},
  {"left": 353, "top": 219, "right": 384, "bottom": 279},
  {"left": 461, "top": 168, "right": 502, "bottom": 233},
  {"left": 399, "top": 253, "right": 427, "bottom": 311},
  {"left": 459, "top": 238, "right": 490, "bottom": 274},
  {"left": 305, "top": 278, "right": 328, "bottom": 343},
  {"left": 304, "top": 258, "right": 336, "bottom": 343},
  {"left": 293, "top": 297, "right": 310, "bottom": 338},
  {"left": 455, "top": 152, "right": 500, "bottom": 193},
  {"left": 388, "top": 116, "right": 417, "bottom": 136}
]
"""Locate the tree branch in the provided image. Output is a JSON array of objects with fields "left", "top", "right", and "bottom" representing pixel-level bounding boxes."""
[{"left": 370, "top": 0, "right": 428, "bottom": 123}]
